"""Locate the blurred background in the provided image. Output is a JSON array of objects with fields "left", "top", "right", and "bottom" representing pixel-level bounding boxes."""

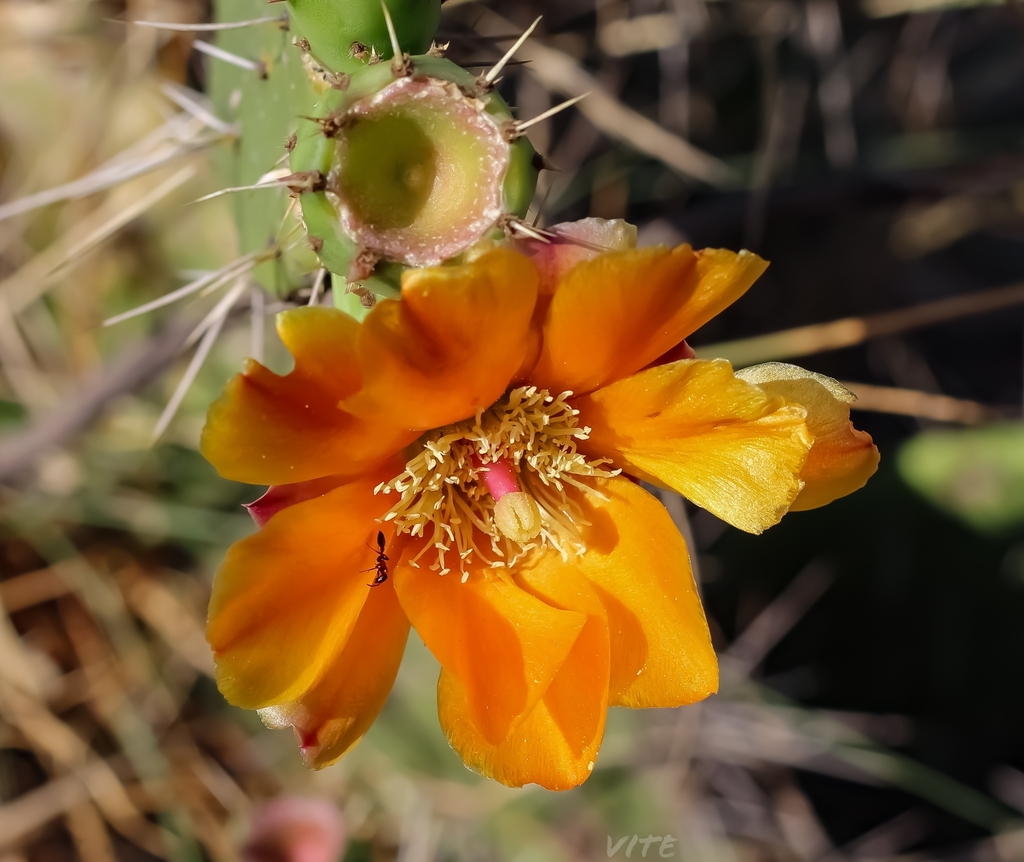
[{"left": 1, "top": 0, "right": 1024, "bottom": 859}]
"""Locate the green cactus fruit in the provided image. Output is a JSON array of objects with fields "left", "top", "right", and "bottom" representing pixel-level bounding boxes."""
[
  {"left": 287, "top": 0, "right": 442, "bottom": 74},
  {"left": 290, "top": 54, "right": 539, "bottom": 297},
  {"left": 209, "top": 0, "right": 540, "bottom": 309}
]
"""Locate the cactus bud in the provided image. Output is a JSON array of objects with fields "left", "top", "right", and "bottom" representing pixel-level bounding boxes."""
[
  {"left": 286, "top": 0, "right": 442, "bottom": 75},
  {"left": 291, "top": 55, "right": 539, "bottom": 291}
]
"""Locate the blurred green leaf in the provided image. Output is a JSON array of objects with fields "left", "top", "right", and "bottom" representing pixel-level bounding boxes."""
[
  {"left": 0, "top": 398, "right": 26, "bottom": 429},
  {"left": 898, "top": 423, "right": 1024, "bottom": 534}
]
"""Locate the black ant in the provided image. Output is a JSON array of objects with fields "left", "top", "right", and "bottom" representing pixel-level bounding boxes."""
[{"left": 363, "top": 530, "right": 389, "bottom": 587}]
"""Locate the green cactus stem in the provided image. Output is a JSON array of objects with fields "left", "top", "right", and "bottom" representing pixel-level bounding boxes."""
[
  {"left": 286, "top": 0, "right": 442, "bottom": 75},
  {"left": 209, "top": 0, "right": 320, "bottom": 295}
]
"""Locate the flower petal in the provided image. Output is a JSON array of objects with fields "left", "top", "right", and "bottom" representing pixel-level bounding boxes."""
[
  {"left": 258, "top": 576, "right": 409, "bottom": 769},
  {"left": 736, "top": 363, "right": 880, "bottom": 511},
  {"left": 392, "top": 545, "right": 586, "bottom": 746},
  {"left": 531, "top": 246, "right": 767, "bottom": 395},
  {"left": 206, "top": 471, "right": 396, "bottom": 709},
  {"left": 438, "top": 561, "right": 611, "bottom": 789},
  {"left": 686, "top": 247, "right": 770, "bottom": 337},
  {"left": 436, "top": 479, "right": 718, "bottom": 790},
  {"left": 573, "top": 478, "right": 717, "bottom": 707},
  {"left": 575, "top": 360, "right": 812, "bottom": 534},
  {"left": 512, "top": 220, "right": 639, "bottom": 382},
  {"left": 341, "top": 249, "right": 538, "bottom": 431},
  {"left": 201, "top": 307, "right": 413, "bottom": 485},
  {"left": 437, "top": 666, "right": 603, "bottom": 791}
]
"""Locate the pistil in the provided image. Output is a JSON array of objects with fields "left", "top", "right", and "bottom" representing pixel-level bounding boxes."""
[{"left": 475, "top": 456, "right": 542, "bottom": 543}]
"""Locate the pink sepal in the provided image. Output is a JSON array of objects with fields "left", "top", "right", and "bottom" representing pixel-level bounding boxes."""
[
  {"left": 517, "top": 218, "right": 637, "bottom": 292},
  {"left": 650, "top": 340, "right": 697, "bottom": 367},
  {"left": 244, "top": 476, "right": 345, "bottom": 528}
]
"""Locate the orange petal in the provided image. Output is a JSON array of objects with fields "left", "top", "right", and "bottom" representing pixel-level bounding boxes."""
[
  {"left": 687, "top": 247, "right": 770, "bottom": 338},
  {"left": 736, "top": 363, "right": 880, "bottom": 511},
  {"left": 438, "top": 563, "right": 610, "bottom": 790},
  {"left": 513, "top": 221, "right": 640, "bottom": 384},
  {"left": 575, "top": 360, "right": 812, "bottom": 534},
  {"left": 531, "top": 246, "right": 767, "bottom": 395},
  {"left": 206, "top": 471, "right": 396, "bottom": 709},
  {"left": 392, "top": 544, "right": 586, "bottom": 746},
  {"left": 574, "top": 477, "right": 717, "bottom": 708},
  {"left": 341, "top": 249, "right": 538, "bottom": 430},
  {"left": 201, "top": 307, "right": 414, "bottom": 485},
  {"left": 259, "top": 576, "right": 410, "bottom": 769},
  {"left": 437, "top": 665, "right": 603, "bottom": 791}
]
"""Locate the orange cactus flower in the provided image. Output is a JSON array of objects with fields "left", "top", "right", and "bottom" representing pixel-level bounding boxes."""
[{"left": 202, "top": 229, "right": 879, "bottom": 791}]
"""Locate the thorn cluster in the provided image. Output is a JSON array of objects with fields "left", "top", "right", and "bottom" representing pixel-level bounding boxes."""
[
  {"left": 306, "top": 109, "right": 350, "bottom": 138},
  {"left": 348, "top": 247, "right": 383, "bottom": 282},
  {"left": 281, "top": 171, "right": 327, "bottom": 195}
]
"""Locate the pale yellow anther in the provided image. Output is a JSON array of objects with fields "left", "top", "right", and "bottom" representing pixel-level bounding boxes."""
[{"left": 494, "top": 492, "right": 542, "bottom": 544}]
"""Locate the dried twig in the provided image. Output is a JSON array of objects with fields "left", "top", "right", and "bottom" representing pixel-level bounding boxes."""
[
  {"left": 470, "top": 10, "right": 738, "bottom": 187},
  {"left": 0, "top": 115, "right": 218, "bottom": 223},
  {"left": 723, "top": 563, "right": 834, "bottom": 676},
  {"left": 0, "top": 318, "right": 195, "bottom": 482},
  {"left": 0, "top": 766, "right": 108, "bottom": 851},
  {"left": 700, "top": 280, "right": 1024, "bottom": 366},
  {"left": 843, "top": 381, "right": 1001, "bottom": 424}
]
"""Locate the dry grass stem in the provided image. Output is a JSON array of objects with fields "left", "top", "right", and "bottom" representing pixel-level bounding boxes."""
[
  {"left": 843, "top": 381, "right": 999, "bottom": 423},
  {"left": 702, "top": 280, "right": 1024, "bottom": 366},
  {"left": 149, "top": 281, "right": 244, "bottom": 442},
  {"left": 472, "top": 10, "right": 738, "bottom": 186},
  {"left": 47, "top": 165, "right": 200, "bottom": 278},
  {"left": 0, "top": 115, "right": 218, "bottom": 223}
]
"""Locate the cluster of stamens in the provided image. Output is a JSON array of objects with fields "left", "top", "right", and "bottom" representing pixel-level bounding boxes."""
[{"left": 375, "top": 387, "right": 619, "bottom": 580}]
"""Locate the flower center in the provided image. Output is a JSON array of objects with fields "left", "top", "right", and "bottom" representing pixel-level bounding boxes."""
[{"left": 375, "top": 387, "right": 619, "bottom": 580}]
